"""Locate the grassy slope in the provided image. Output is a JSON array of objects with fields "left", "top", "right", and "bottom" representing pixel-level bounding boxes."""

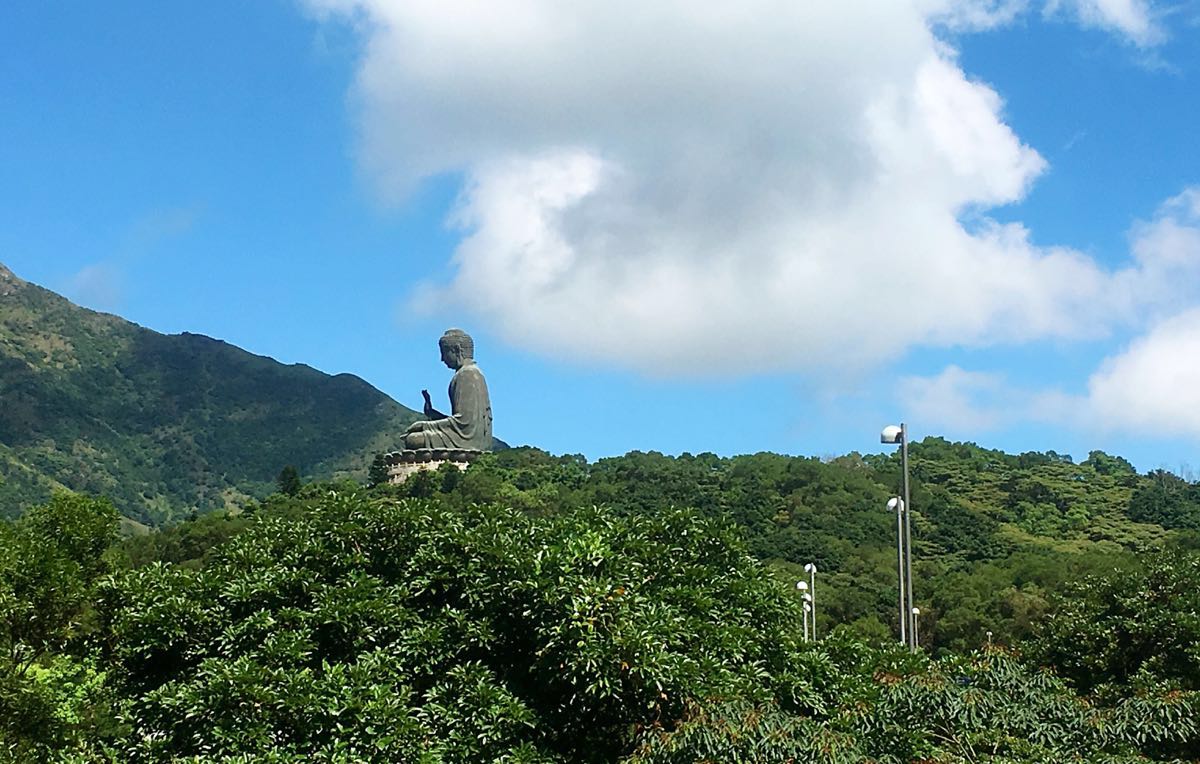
[{"left": 0, "top": 263, "right": 420, "bottom": 524}]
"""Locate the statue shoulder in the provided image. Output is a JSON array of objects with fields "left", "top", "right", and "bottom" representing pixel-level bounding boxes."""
[{"left": 457, "top": 362, "right": 487, "bottom": 380}]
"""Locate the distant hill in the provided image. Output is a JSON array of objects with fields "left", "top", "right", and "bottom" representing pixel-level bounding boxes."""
[{"left": 0, "top": 262, "right": 422, "bottom": 524}]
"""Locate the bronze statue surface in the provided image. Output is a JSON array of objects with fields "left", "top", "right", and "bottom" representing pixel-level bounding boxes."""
[{"left": 403, "top": 329, "right": 492, "bottom": 451}]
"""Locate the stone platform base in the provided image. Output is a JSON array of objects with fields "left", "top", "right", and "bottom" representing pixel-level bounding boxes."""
[{"left": 384, "top": 449, "right": 483, "bottom": 484}]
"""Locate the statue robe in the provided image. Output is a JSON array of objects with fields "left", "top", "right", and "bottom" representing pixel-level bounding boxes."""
[{"left": 408, "top": 362, "right": 492, "bottom": 451}]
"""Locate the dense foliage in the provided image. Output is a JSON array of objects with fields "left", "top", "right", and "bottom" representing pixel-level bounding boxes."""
[
  {"left": 3, "top": 488, "right": 1199, "bottom": 762},
  {"left": 1034, "top": 550, "right": 1200, "bottom": 701},
  {"left": 1, "top": 495, "right": 119, "bottom": 759},
  {"left": 0, "top": 262, "right": 422, "bottom": 524},
  {"left": 101, "top": 495, "right": 816, "bottom": 761},
  {"left": 366, "top": 444, "right": 1191, "bottom": 656}
]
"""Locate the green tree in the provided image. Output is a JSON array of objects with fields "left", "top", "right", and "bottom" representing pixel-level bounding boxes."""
[
  {"left": 629, "top": 646, "right": 1197, "bottom": 763},
  {"left": 1084, "top": 450, "right": 1138, "bottom": 478},
  {"left": 367, "top": 453, "right": 390, "bottom": 488},
  {"left": 97, "top": 490, "right": 818, "bottom": 761},
  {"left": 0, "top": 494, "right": 119, "bottom": 757},
  {"left": 1034, "top": 551, "right": 1200, "bottom": 699},
  {"left": 276, "top": 465, "right": 302, "bottom": 496},
  {"left": 1127, "top": 470, "right": 1200, "bottom": 530}
]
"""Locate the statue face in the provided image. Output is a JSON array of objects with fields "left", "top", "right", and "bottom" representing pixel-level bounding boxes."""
[{"left": 439, "top": 343, "right": 461, "bottom": 369}]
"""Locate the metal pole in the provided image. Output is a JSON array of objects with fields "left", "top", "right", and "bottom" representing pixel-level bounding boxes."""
[
  {"left": 808, "top": 564, "right": 818, "bottom": 642},
  {"left": 895, "top": 499, "right": 907, "bottom": 647},
  {"left": 901, "top": 423, "right": 914, "bottom": 651},
  {"left": 912, "top": 607, "right": 920, "bottom": 650},
  {"left": 797, "top": 581, "right": 810, "bottom": 643}
]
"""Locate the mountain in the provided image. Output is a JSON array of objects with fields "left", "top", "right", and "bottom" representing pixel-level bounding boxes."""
[{"left": 0, "top": 262, "right": 421, "bottom": 525}]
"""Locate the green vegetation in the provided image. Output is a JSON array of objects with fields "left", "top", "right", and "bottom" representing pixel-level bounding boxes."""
[
  {"left": 2, "top": 484, "right": 1198, "bottom": 762},
  {"left": 1, "top": 495, "right": 120, "bottom": 759},
  {"left": 0, "top": 263, "right": 422, "bottom": 524},
  {"left": 382, "top": 443, "right": 1188, "bottom": 654},
  {"left": 275, "top": 465, "right": 302, "bottom": 497}
]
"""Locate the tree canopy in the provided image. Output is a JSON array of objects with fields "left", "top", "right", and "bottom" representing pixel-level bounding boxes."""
[{"left": 3, "top": 440, "right": 1200, "bottom": 761}]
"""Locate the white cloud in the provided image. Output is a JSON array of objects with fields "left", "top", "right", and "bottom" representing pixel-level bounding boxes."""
[
  {"left": 907, "top": 309, "right": 1200, "bottom": 441},
  {"left": 1044, "top": 0, "right": 1166, "bottom": 46},
  {"left": 897, "top": 365, "right": 1017, "bottom": 431},
  {"left": 900, "top": 190, "right": 1200, "bottom": 439},
  {"left": 897, "top": 364, "right": 1074, "bottom": 433},
  {"left": 1087, "top": 309, "right": 1200, "bottom": 437},
  {"left": 62, "top": 206, "right": 202, "bottom": 315},
  {"left": 919, "top": 0, "right": 1031, "bottom": 31},
  {"left": 124, "top": 205, "right": 202, "bottom": 251},
  {"left": 902, "top": 311, "right": 1200, "bottom": 441},
  {"left": 305, "top": 1, "right": 1185, "bottom": 376},
  {"left": 66, "top": 264, "right": 124, "bottom": 313},
  {"left": 1114, "top": 188, "right": 1200, "bottom": 321}
]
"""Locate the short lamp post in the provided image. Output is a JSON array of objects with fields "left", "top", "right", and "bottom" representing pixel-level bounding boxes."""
[
  {"left": 796, "top": 580, "right": 811, "bottom": 642},
  {"left": 911, "top": 607, "right": 921, "bottom": 650},
  {"left": 804, "top": 563, "right": 818, "bottom": 642},
  {"left": 802, "top": 596, "right": 813, "bottom": 643},
  {"left": 882, "top": 423, "right": 915, "bottom": 651}
]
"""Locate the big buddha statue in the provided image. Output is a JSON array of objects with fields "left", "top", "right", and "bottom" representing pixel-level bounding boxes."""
[{"left": 402, "top": 328, "right": 493, "bottom": 452}]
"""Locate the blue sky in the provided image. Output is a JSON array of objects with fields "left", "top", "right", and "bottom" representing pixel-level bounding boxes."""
[{"left": 2, "top": 1, "right": 1199, "bottom": 471}]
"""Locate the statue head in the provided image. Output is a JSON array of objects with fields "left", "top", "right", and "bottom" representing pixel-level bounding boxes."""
[{"left": 438, "top": 328, "right": 474, "bottom": 369}]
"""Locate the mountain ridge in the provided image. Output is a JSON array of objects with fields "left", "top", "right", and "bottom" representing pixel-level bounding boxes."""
[{"left": 0, "top": 261, "right": 422, "bottom": 524}]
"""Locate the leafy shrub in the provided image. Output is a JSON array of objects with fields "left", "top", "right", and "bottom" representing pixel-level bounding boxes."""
[{"left": 98, "top": 491, "right": 815, "bottom": 761}]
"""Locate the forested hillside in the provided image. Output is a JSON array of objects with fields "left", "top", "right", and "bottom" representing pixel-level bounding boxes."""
[
  {"left": 0, "top": 262, "right": 421, "bottom": 524},
  {"left": 369, "top": 444, "right": 1200, "bottom": 653}
]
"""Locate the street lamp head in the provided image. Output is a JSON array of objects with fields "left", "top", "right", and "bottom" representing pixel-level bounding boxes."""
[
  {"left": 912, "top": 607, "right": 921, "bottom": 615},
  {"left": 796, "top": 580, "right": 809, "bottom": 591},
  {"left": 886, "top": 496, "right": 904, "bottom": 511},
  {"left": 881, "top": 424, "right": 903, "bottom": 444},
  {"left": 804, "top": 563, "right": 817, "bottom": 573}
]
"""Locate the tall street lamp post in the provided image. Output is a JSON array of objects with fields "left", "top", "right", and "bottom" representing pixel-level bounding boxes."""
[
  {"left": 887, "top": 497, "right": 907, "bottom": 647},
  {"left": 804, "top": 563, "right": 818, "bottom": 642},
  {"left": 882, "top": 423, "right": 915, "bottom": 651}
]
